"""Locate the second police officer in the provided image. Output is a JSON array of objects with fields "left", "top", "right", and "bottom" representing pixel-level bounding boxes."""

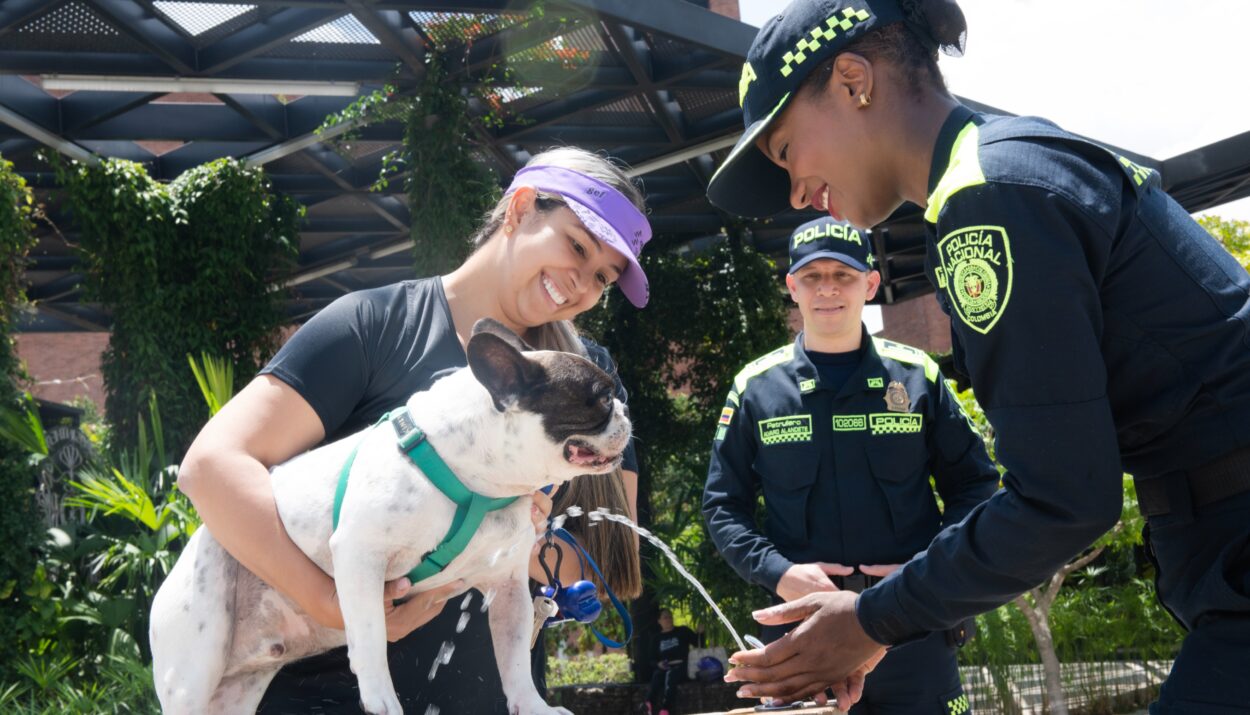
[{"left": 702, "top": 217, "right": 999, "bottom": 713}]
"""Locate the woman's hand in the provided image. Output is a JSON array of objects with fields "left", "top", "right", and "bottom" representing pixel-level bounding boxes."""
[
  {"left": 531, "top": 489, "right": 554, "bottom": 534},
  {"left": 307, "top": 576, "right": 466, "bottom": 643},
  {"left": 384, "top": 580, "right": 467, "bottom": 643}
]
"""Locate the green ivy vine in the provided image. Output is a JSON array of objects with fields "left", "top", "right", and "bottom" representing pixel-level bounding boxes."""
[
  {"left": 0, "top": 153, "right": 46, "bottom": 677},
  {"left": 54, "top": 157, "right": 301, "bottom": 456},
  {"left": 320, "top": 2, "right": 601, "bottom": 277}
]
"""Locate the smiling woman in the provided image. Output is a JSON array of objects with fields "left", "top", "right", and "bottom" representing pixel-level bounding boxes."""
[{"left": 175, "top": 146, "right": 651, "bottom": 713}]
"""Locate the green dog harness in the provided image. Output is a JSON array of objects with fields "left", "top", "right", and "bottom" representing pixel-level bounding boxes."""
[{"left": 333, "top": 406, "right": 519, "bottom": 583}]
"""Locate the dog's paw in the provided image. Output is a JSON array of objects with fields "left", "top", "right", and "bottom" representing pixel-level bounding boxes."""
[{"left": 358, "top": 689, "right": 403, "bottom": 715}]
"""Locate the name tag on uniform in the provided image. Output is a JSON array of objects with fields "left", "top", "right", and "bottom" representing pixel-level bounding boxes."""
[
  {"left": 758, "top": 415, "right": 812, "bottom": 445},
  {"left": 870, "top": 413, "right": 923, "bottom": 435}
]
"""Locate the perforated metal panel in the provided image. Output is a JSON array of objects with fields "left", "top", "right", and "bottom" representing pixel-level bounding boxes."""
[
  {"left": 151, "top": 2, "right": 255, "bottom": 37},
  {"left": 4, "top": 2, "right": 148, "bottom": 53},
  {"left": 409, "top": 11, "right": 524, "bottom": 48},
  {"left": 673, "top": 88, "right": 737, "bottom": 123},
  {"left": 292, "top": 15, "right": 378, "bottom": 45}
]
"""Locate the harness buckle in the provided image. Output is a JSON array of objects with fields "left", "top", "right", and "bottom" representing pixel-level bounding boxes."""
[{"left": 391, "top": 409, "right": 425, "bottom": 451}]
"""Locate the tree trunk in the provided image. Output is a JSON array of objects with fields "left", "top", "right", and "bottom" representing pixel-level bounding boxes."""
[{"left": 1014, "top": 593, "right": 1068, "bottom": 715}]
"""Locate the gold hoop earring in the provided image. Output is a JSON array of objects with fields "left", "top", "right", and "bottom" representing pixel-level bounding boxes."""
[{"left": 858, "top": 93, "right": 871, "bottom": 108}]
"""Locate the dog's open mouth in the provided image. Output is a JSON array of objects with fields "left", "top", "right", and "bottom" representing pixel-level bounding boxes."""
[{"left": 564, "top": 439, "right": 619, "bottom": 469}]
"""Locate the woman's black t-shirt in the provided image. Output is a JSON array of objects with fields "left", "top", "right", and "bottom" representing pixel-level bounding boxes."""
[{"left": 255, "top": 277, "right": 635, "bottom": 714}]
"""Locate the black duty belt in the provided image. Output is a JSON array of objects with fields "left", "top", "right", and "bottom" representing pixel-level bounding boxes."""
[
  {"left": 1135, "top": 444, "right": 1250, "bottom": 518},
  {"left": 832, "top": 573, "right": 881, "bottom": 593}
]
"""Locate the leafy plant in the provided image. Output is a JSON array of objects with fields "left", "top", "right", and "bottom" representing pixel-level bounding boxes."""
[
  {"left": 52, "top": 156, "right": 300, "bottom": 457},
  {"left": 62, "top": 395, "right": 199, "bottom": 662},
  {"left": 1198, "top": 214, "right": 1250, "bottom": 270},
  {"left": 954, "top": 387, "right": 1179, "bottom": 713},
  {"left": 0, "top": 152, "right": 45, "bottom": 679},
  {"left": 0, "top": 392, "right": 48, "bottom": 461},
  {"left": 579, "top": 235, "right": 790, "bottom": 671},
  {"left": 187, "top": 352, "right": 234, "bottom": 418},
  {"left": 546, "top": 652, "right": 632, "bottom": 687}
]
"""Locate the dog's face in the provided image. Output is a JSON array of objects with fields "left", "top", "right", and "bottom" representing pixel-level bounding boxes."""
[{"left": 467, "top": 319, "right": 631, "bottom": 488}]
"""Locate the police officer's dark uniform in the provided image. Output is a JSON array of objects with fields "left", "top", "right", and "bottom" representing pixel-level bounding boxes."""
[
  {"left": 706, "top": 1, "right": 1250, "bottom": 711},
  {"left": 702, "top": 219, "right": 999, "bottom": 714}
]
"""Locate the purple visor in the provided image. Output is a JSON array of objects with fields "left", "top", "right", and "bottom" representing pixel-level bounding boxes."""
[{"left": 507, "top": 165, "right": 652, "bottom": 308}]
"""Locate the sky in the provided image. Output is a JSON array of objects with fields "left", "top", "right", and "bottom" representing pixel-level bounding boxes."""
[{"left": 736, "top": 0, "right": 1250, "bottom": 223}]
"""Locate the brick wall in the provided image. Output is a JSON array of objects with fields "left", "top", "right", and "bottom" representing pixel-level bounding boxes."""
[
  {"left": 15, "top": 332, "right": 109, "bottom": 411},
  {"left": 878, "top": 294, "right": 951, "bottom": 353},
  {"left": 15, "top": 325, "right": 301, "bottom": 415},
  {"left": 709, "top": 0, "right": 740, "bottom": 20}
]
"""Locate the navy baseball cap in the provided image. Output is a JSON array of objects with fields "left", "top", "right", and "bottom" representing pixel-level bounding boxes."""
[
  {"left": 708, "top": 0, "right": 908, "bottom": 218},
  {"left": 788, "top": 217, "right": 875, "bottom": 273}
]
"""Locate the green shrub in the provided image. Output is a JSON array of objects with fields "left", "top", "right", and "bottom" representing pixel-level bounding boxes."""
[
  {"left": 547, "top": 652, "right": 633, "bottom": 687},
  {"left": 0, "top": 154, "right": 45, "bottom": 679},
  {"left": 54, "top": 156, "right": 300, "bottom": 456}
]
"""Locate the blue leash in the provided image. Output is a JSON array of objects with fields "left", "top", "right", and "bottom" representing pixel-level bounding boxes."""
[{"left": 537, "top": 486, "right": 632, "bottom": 648}]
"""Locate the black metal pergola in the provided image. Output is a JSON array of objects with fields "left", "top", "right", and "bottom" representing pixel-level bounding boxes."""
[{"left": 4, "top": 0, "right": 1249, "bottom": 332}]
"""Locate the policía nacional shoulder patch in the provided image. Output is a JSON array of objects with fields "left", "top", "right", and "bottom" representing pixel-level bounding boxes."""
[{"left": 934, "top": 225, "right": 1013, "bottom": 335}]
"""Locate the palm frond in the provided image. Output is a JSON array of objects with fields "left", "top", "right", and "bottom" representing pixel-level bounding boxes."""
[{"left": 187, "top": 352, "right": 235, "bottom": 417}]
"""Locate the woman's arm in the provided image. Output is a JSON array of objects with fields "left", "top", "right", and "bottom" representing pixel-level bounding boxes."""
[
  {"left": 179, "top": 375, "right": 451, "bottom": 632},
  {"left": 178, "top": 375, "right": 348, "bottom": 626}
]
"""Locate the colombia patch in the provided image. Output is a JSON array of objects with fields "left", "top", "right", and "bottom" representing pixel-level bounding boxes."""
[{"left": 934, "top": 225, "right": 1013, "bottom": 335}]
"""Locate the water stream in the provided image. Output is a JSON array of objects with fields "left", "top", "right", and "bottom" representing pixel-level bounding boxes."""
[{"left": 584, "top": 506, "right": 750, "bottom": 653}]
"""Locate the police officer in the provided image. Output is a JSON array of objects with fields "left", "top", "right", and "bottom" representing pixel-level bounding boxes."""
[
  {"left": 702, "top": 216, "right": 998, "bottom": 713},
  {"left": 706, "top": 0, "right": 1250, "bottom": 712}
]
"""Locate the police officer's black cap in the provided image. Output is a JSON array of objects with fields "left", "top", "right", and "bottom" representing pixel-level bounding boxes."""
[
  {"left": 789, "top": 216, "right": 874, "bottom": 273},
  {"left": 707, "top": 0, "right": 966, "bottom": 218}
]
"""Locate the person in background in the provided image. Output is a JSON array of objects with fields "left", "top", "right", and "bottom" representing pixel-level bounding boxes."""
[
  {"left": 645, "top": 609, "right": 700, "bottom": 715},
  {"left": 703, "top": 216, "right": 997, "bottom": 712}
]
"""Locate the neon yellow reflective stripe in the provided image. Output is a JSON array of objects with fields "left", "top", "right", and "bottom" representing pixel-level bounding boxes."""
[
  {"left": 733, "top": 344, "right": 794, "bottom": 394},
  {"left": 873, "top": 337, "right": 940, "bottom": 383},
  {"left": 779, "top": 7, "right": 872, "bottom": 78},
  {"left": 924, "top": 122, "right": 985, "bottom": 224},
  {"left": 726, "top": 391, "right": 740, "bottom": 407},
  {"left": 738, "top": 62, "right": 757, "bottom": 107}
]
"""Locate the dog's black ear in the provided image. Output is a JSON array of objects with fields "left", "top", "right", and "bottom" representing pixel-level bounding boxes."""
[
  {"left": 471, "top": 318, "right": 534, "bottom": 352},
  {"left": 467, "top": 331, "right": 542, "bottom": 410}
]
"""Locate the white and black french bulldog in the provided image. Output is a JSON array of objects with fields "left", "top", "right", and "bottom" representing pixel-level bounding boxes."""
[{"left": 150, "top": 319, "right": 631, "bottom": 715}]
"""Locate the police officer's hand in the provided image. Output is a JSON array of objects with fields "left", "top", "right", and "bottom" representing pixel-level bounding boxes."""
[
  {"left": 776, "top": 562, "right": 853, "bottom": 602},
  {"left": 724, "top": 591, "right": 886, "bottom": 705},
  {"left": 858, "top": 563, "right": 902, "bottom": 578}
]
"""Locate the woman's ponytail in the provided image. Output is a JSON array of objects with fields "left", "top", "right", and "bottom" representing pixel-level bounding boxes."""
[{"left": 900, "top": 0, "right": 967, "bottom": 57}]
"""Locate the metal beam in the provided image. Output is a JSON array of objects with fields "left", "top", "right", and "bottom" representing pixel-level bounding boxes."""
[
  {"left": 0, "top": 75, "right": 59, "bottom": 131},
  {"left": 0, "top": 0, "right": 51, "bottom": 37},
  {"left": 34, "top": 304, "right": 108, "bottom": 332},
  {"left": 603, "top": 22, "right": 684, "bottom": 143},
  {"left": 86, "top": 0, "right": 198, "bottom": 74},
  {"left": 62, "top": 91, "right": 164, "bottom": 133},
  {"left": 242, "top": 119, "right": 364, "bottom": 168},
  {"left": 0, "top": 103, "right": 96, "bottom": 164},
  {"left": 199, "top": 8, "right": 344, "bottom": 74},
  {"left": 626, "top": 132, "right": 740, "bottom": 177},
  {"left": 345, "top": 2, "right": 426, "bottom": 75},
  {"left": 559, "top": 0, "right": 757, "bottom": 59}
]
